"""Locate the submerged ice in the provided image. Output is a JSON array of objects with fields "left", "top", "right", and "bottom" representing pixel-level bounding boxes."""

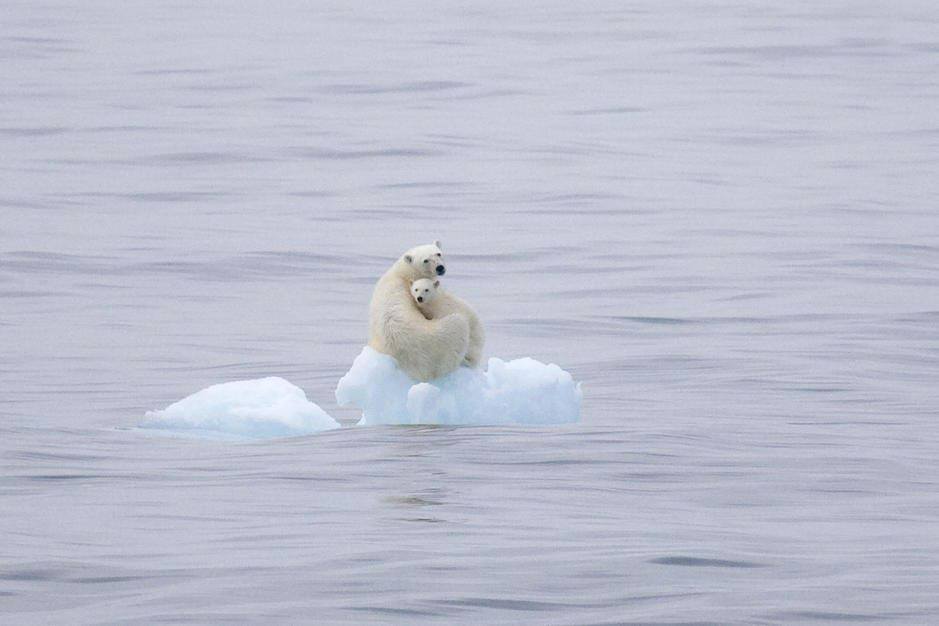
[
  {"left": 141, "top": 377, "right": 340, "bottom": 439},
  {"left": 336, "top": 347, "right": 582, "bottom": 426}
]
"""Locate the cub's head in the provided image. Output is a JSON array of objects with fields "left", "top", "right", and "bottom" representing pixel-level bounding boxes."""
[
  {"left": 402, "top": 240, "right": 445, "bottom": 278},
  {"left": 411, "top": 278, "right": 440, "bottom": 305}
]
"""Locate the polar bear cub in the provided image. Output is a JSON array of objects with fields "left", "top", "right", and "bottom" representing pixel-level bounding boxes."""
[{"left": 411, "top": 278, "right": 485, "bottom": 368}]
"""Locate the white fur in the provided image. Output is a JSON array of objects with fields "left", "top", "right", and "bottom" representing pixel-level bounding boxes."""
[
  {"left": 410, "top": 278, "right": 485, "bottom": 369},
  {"left": 368, "top": 242, "right": 470, "bottom": 381}
]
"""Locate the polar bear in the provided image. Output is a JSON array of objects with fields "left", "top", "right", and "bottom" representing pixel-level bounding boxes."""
[
  {"left": 368, "top": 242, "right": 470, "bottom": 382},
  {"left": 410, "top": 278, "right": 485, "bottom": 368}
]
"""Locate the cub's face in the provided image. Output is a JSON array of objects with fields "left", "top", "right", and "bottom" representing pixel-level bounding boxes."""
[
  {"left": 403, "top": 241, "right": 445, "bottom": 278},
  {"left": 411, "top": 279, "right": 440, "bottom": 305}
]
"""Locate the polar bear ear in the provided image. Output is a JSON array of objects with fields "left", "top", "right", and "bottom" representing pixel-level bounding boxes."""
[
  {"left": 434, "top": 240, "right": 442, "bottom": 249},
  {"left": 403, "top": 254, "right": 413, "bottom": 264}
]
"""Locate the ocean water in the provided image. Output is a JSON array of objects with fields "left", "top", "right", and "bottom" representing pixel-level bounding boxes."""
[{"left": 3, "top": 1, "right": 939, "bottom": 623}]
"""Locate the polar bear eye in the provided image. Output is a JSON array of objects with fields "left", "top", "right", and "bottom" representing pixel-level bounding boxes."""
[{"left": 423, "top": 259, "right": 429, "bottom": 263}]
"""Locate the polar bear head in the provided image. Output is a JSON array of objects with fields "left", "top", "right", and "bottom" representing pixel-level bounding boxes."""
[
  {"left": 410, "top": 278, "right": 440, "bottom": 305},
  {"left": 402, "top": 241, "right": 445, "bottom": 278}
]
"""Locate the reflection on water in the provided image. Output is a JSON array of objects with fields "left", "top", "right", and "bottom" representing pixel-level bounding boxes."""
[{"left": 3, "top": 0, "right": 939, "bottom": 623}]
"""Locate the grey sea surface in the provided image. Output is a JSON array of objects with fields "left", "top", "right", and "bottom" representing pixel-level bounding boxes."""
[{"left": 3, "top": 1, "right": 939, "bottom": 624}]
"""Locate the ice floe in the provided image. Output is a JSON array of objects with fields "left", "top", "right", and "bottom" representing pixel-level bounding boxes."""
[
  {"left": 141, "top": 377, "right": 340, "bottom": 440},
  {"left": 336, "top": 347, "right": 581, "bottom": 426}
]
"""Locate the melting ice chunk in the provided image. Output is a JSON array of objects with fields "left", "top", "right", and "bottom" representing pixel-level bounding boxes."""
[
  {"left": 142, "top": 377, "right": 340, "bottom": 440},
  {"left": 336, "top": 347, "right": 582, "bottom": 426}
]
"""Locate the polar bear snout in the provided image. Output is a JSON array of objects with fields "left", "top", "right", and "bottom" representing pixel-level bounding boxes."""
[
  {"left": 436, "top": 265, "right": 446, "bottom": 276},
  {"left": 417, "top": 296, "right": 424, "bottom": 302}
]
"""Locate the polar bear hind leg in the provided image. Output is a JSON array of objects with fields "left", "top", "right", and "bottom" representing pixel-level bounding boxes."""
[{"left": 392, "top": 313, "right": 469, "bottom": 382}]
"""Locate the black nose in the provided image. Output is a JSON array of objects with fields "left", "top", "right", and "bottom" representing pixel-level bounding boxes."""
[
  {"left": 436, "top": 265, "right": 445, "bottom": 276},
  {"left": 417, "top": 296, "right": 423, "bottom": 302}
]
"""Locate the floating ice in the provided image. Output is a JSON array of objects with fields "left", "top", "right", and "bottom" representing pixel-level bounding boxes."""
[
  {"left": 336, "top": 347, "right": 582, "bottom": 426},
  {"left": 141, "top": 377, "right": 340, "bottom": 440}
]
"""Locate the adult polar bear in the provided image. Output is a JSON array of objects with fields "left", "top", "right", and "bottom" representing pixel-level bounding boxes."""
[{"left": 368, "top": 242, "right": 470, "bottom": 381}]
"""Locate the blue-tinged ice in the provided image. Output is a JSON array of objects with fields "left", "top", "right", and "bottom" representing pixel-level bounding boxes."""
[
  {"left": 335, "top": 347, "right": 582, "bottom": 426},
  {"left": 141, "top": 377, "right": 340, "bottom": 439}
]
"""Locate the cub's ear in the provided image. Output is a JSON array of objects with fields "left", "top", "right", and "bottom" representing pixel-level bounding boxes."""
[
  {"left": 434, "top": 240, "right": 442, "bottom": 249},
  {"left": 403, "top": 254, "right": 413, "bottom": 263},
  {"left": 433, "top": 280, "right": 440, "bottom": 287}
]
